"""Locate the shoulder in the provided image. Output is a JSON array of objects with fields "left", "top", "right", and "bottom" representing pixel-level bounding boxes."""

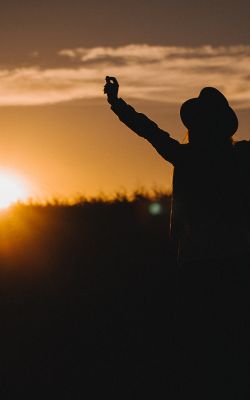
[
  {"left": 234, "top": 141, "right": 250, "bottom": 177},
  {"left": 234, "top": 140, "right": 250, "bottom": 159},
  {"left": 171, "top": 143, "right": 190, "bottom": 168},
  {"left": 234, "top": 140, "right": 250, "bottom": 150}
]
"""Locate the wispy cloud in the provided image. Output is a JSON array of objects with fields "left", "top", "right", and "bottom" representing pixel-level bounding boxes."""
[{"left": 0, "top": 45, "right": 250, "bottom": 107}]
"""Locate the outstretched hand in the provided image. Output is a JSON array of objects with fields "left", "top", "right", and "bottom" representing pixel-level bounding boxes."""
[{"left": 104, "top": 76, "right": 119, "bottom": 105}]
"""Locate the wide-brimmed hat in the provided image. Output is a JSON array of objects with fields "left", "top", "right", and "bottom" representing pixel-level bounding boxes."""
[{"left": 180, "top": 87, "right": 238, "bottom": 137}]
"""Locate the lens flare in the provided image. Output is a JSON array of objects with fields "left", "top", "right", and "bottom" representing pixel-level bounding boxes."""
[{"left": 148, "top": 202, "right": 162, "bottom": 215}]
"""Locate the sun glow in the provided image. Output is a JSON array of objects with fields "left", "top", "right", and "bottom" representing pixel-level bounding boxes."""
[{"left": 0, "top": 172, "right": 28, "bottom": 209}]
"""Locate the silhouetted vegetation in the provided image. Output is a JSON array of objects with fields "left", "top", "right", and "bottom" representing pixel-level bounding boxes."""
[{"left": 0, "top": 191, "right": 185, "bottom": 399}]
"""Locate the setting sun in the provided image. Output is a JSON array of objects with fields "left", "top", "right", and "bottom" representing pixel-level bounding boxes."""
[{"left": 0, "top": 172, "right": 28, "bottom": 209}]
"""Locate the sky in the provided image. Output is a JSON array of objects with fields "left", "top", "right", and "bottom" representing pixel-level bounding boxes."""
[{"left": 1, "top": 0, "right": 250, "bottom": 202}]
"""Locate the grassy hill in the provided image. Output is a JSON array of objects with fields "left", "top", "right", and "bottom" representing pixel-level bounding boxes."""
[{"left": 0, "top": 192, "right": 185, "bottom": 398}]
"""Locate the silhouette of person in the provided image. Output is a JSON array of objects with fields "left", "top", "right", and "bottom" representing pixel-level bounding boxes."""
[
  {"left": 104, "top": 76, "right": 250, "bottom": 396},
  {"left": 104, "top": 76, "right": 250, "bottom": 263}
]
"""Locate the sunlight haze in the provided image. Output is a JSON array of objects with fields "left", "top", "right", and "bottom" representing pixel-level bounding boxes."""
[
  {"left": 0, "top": 0, "right": 250, "bottom": 201},
  {"left": 0, "top": 171, "right": 29, "bottom": 208}
]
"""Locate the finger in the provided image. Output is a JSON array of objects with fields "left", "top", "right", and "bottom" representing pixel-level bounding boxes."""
[
  {"left": 103, "top": 84, "right": 110, "bottom": 93},
  {"left": 105, "top": 76, "right": 110, "bottom": 83}
]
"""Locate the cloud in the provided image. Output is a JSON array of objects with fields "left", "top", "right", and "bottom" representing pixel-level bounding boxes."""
[
  {"left": 0, "top": 45, "right": 250, "bottom": 107},
  {"left": 29, "top": 51, "right": 40, "bottom": 58}
]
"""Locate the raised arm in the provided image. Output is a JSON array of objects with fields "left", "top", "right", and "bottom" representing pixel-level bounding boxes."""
[{"left": 104, "top": 76, "right": 182, "bottom": 166}]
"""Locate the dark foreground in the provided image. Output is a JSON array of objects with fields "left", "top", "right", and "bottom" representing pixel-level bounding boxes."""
[{"left": 0, "top": 195, "right": 249, "bottom": 399}]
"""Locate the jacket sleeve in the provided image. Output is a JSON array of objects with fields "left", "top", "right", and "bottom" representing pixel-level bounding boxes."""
[{"left": 111, "top": 98, "right": 182, "bottom": 166}]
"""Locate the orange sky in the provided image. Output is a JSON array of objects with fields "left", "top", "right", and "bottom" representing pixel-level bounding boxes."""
[{"left": 0, "top": 1, "right": 250, "bottom": 202}]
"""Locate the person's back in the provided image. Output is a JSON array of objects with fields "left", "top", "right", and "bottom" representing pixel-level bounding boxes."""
[{"left": 172, "top": 139, "right": 250, "bottom": 263}]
